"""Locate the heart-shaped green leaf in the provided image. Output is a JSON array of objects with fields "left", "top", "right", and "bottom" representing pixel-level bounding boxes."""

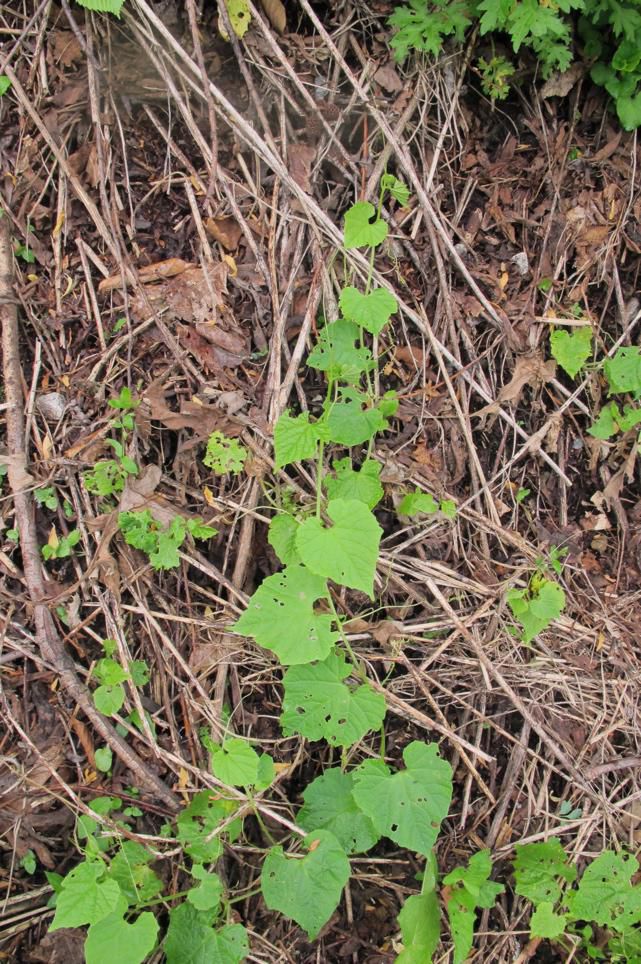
[
  {"left": 352, "top": 741, "right": 452, "bottom": 856},
  {"left": 296, "top": 500, "right": 382, "bottom": 596},
  {"left": 261, "top": 830, "right": 350, "bottom": 939},
  {"left": 343, "top": 201, "right": 388, "bottom": 249},
  {"left": 281, "top": 649, "right": 386, "bottom": 747},
  {"left": 339, "top": 286, "right": 397, "bottom": 336},
  {"left": 233, "top": 566, "right": 338, "bottom": 664}
]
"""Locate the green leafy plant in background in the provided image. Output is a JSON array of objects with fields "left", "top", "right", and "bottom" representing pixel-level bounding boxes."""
[
  {"left": 34, "top": 485, "right": 58, "bottom": 510},
  {"left": 84, "top": 389, "right": 140, "bottom": 498},
  {"left": 512, "top": 840, "right": 641, "bottom": 959},
  {"left": 550, "top": 327, "right": 641, "bottom": 444},
  {"left": 507, "top": 571, "right": 566, "bottom": 643},
  {"left": 203, "top": 431, "right": 248, "bottom": 475},
  {"left": 42, "top": 527, "right": 81, "bottom": 561},
  {"left": 74, "top": 0, "right": 126, "bottom": 15},
  {"left": 389, "top": 0, "right": 641, "bottom": 129},
  {"left": 91, "top": 639, "right": 150, "bottom": 717},
  {"left": 477, "top": 54, "right": 516, "bottom": 101},
  {"left": 48, "top": 792, "right": 248, "bottom": 964},
  {"left": 118, "top": 510, "right": 216, "bottom": 571},
  {"left": 44, "top": 175, "right": 637, "bottom": 963}
]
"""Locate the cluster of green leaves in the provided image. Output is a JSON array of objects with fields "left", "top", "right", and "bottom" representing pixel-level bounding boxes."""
[
  {"left": 84, "top": 389, "right": 140, "bottom": 498},
  {"left": 550, "top": 326, "right": 641, "bottom": 445},
  {"left": 203, "top": 431, "right": 248, "bottom": 475},
  {"left": 231, "top": 179, "right": 464, "bottom": 949},
  {"left": 42, "top": 527, "right": 81, "bottom": 561},
  {"left": 48, "top": 792, "right": 248, "bottom": 964},
  {"left": 513, "top": 839, "right": 641, "bottom": 959},
  {"left": 118, "top": 510, "right": 216, "bottom": 571},
  {"left": 91, "top": 639, "right": 149, "bottom": 717},
  {"left": 389, "top": 0, "right": 641, "bottom": 128},
  {"left": 399, "top": 488, "right": 457, "bottom": 519},
  {"left": 507, "top": 550, "right": 566, "bottom": 643}
]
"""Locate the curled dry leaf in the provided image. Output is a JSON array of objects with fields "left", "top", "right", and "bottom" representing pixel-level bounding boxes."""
[
  {"left": 473, "top": 354, "right": 556, "bottom": 418},
  {"left": 260, "top": 0, "right": 286, "bottom": 33},
  {"left": 540, "top": 63, "right": 583, "bottom": 99},
  {"left": 205, "top": 217, "right": 242, "bottom": 251},
  {"left": 98, "top": 257, "right": 190, "bottom": 293},
  {"left": 288, "top": 144, "right": 317, "bottom": 193},
  {"left": 144, "top": 383, "right": 242, "bottom": 444}
]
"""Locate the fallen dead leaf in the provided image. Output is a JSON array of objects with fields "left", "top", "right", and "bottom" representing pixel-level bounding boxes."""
[
  {"left": 260, "top": 0, "right": 286, "bottom": 32},
  {"left": 372, "top": 620, "right": 406, "bottom": 651},
  {"left": 541, "top": 63, "right": 583, "bottom": 99},
  {"left": 373, "top": 63, "right": 403, "bottom": 93},
  {"left": 473, "top": 354, "right": 556, "bottom": 418},
  {"left": 98, "top": 258, "right": 190, "bottom": 293},
  {"left": 288, "top": 144, "right": 317, "bottom": 193},
  {"left": 50, "top": 30, "right": 83, "bottom": 67},
  {"left": 205, "top": 217, "right": 242, "bottom": 251},
  {"left": 144, "top": 383, "right": 241, "bottom": 443}
]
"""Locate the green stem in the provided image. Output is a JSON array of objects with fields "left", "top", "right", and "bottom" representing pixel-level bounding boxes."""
[
  {"left": 315, "top": 440, "right": 324, "bottom": 519},
  {"left": 326, "top": 592, "right": 367, "bottom": 682}
]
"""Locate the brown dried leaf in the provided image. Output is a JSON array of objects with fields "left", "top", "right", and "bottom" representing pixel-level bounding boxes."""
[
  {"left": 541, "top": 63, "right": 583, "bottom": 99},
  {"left": 205, "top": 217, "right": 242, "bottom": 251},
  {"left": 260, "top": 0, "right": 286, "bottom": 32},
  {"left": 474, "top": 354, "right": 556, "bottom": 417},
  {"left": 50, "top": 31, "right": 84, "bottom": 67},
  {"left": 144, "top": 383, "right": 241, "bottom": 441},
  {"left": 371, "top": 620, "right": 406, "bottom": 650},
  {"left": 373, "top": 63, "right": 403, "bottom": 93},
  {"left": 98, "top": 258, "right": 190, "bottom": 294},
  {"left": 288, "top": 144, "right": 316, "bottom": 193}
]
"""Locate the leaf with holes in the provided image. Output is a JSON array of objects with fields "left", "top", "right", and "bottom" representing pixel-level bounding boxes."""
[
  {"left": 513, "top": 839, "right": 576, "bottom": 907},
  {"left": 233, "top": 565, "right": 338, "bottom": 664},
  {"left": 339, "top": 286, "right": 398, "bottom": 336},
  {"left": 273, "top": 412, "right": 321, "bottom": 468},
  {"left": 281, "top": 650, "right": 386, "bottom": 748},
  {"left": 298, "top": 768, "right": 380, "bottom": 854},
  {"left": 261, "top": 830, "right": 350, "bottom": 940},
  {"left": 296, "top": 499, "right": 382, "bottom": 596},
  {"left": 223, "top": 0, "right": 251, "bottom": 37},
  {"left": 307, "top": 319, "right": 374, "bottom": 383},
  {"left": 566, "top": 851, "right": 641, "bottom": 931},
  {"left": 352, "top": 741, "right": 452, "bottom": 856},
  {"left": 203, "top": 432, "right": 247, "bottom": 475},
  {"left": 550, "top": 326, "right": 592, "bottom": 378},
  {"left": 343, "top": 201, "right": 388, "bottom": 249},
  {"left": 324, "top": 458, "right": 384, "bottom": 510}
]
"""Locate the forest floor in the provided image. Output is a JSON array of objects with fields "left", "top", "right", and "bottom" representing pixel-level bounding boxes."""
[{"left": 1, "top": 0, "right": 641, "bottom": 961}]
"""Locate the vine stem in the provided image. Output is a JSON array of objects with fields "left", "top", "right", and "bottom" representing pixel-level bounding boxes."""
[{"left": 326, "top": 593, "right": 367, "bottom": 683}]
